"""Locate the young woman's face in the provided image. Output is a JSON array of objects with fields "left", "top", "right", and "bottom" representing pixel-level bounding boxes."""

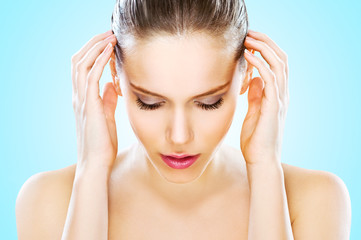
[{"left": 116, "top": 33, "right": 246, "bottom": 184}]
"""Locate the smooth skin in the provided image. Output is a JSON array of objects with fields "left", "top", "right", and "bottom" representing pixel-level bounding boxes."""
[
  {"left": 242, "top": 32, "right": 292, "bottom": 239},
  {"left": 15, "top": 29, "right": 351, "bottom": 240}
]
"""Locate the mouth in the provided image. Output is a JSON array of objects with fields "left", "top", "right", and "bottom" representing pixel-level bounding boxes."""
[{"left": 160, "top": 153, "right": 201, "bottom": 169}]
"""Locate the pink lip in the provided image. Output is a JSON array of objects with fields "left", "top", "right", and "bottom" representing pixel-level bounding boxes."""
[
  {"left": 160, "top": 154, "right": 200, "bottom": 169},
  {"left": 167, "top": 153, "right": 195, "bottom": 158}
]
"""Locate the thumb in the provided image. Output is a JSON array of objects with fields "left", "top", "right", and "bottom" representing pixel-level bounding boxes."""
[
  {"left": 102, "top": 82, "right": 118, "bottom": 120},
  {"left": 246, "top": 77, "right": 264, "bottom": 116},
  {"left": 102, "top": 81, "right": 118, "bottom": 149}
]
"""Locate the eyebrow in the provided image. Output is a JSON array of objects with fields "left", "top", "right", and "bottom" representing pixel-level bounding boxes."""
[{"left": 129, "top": 79, "right": 232, "bottom": 99}]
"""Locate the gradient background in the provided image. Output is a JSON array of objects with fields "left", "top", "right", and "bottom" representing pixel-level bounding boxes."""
[{"left": 1, "top": 0, "right": 360, "bottom": 238}]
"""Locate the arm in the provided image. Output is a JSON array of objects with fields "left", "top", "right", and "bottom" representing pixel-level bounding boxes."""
[
  {"left": 61, "top": 28, "right": 118, "bottom": 240},
  {"left": 246, "top": 162, "right": 293, "bottom": 240},
  {"left": 241, "top": 30, "right": 351, "bottom": 239},
  {"left": 60, "top": 166, "right": 110, "bottom": 240},
  {"left": 16, "top": 29, "right": 119, "bottom": 240},
  {"left": 241, "top": 29, "right": 293, "bottom": 239}
]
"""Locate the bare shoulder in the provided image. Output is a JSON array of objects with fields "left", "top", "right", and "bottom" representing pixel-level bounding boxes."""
[
  {"left": 222, "top": 144, "right": 351, "bottom": 239},
  {"left": 15, "top": 164, "right": 77, "bottom": 239},
  {"left": 281, "top": 163, "right": 351, "bottom": 239},
  {"left": 281, "top": 162, "right": 351, "bottom": 216},
  {"left": 15, "top": 146, "right": 133, "bottom": 240}
]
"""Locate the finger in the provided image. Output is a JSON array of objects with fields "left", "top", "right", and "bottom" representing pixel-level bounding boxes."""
[
  {"left": 76, "top": 35, "right": 117, "bottom": 103},
  {"left": 71, "top": 30, "right": 112, "bottom": 96},
  {"left": 245, "top": 36, "right": 286, "bottom": 98},
  {"left": 72, "top": 30, "right": 113, "bottom": 64},
  {"left": 247, "top": 30, "right": 288, "bottom": 65},
  {"left": 247, "top": 30, "right": 289, "bottom": 79},
  {"left": 102, "top": 82, "right": 118, "bottom": 148},
  {"left": 244, "top": 49, "right": 280, "bottom": 106},
  {"left": 85, "top": 42, "right": 115, "bottom": 103}
]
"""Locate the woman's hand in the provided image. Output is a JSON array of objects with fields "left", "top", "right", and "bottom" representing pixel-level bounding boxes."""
[
  {"left": 240, "top": 30, "right": 289, "bottom": 166},
  {"left": 71, "top": 30, "right": 119, "bottom": 173}
]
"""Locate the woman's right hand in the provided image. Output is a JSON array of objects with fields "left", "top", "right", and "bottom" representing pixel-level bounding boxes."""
[{"left": 71, "top": 30, "right": 119, "bottom": 174}]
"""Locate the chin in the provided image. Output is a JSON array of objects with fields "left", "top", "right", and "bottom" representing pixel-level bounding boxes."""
[
  {"left": 158, "top": 169, "right": 203, "bottom": 184},
  {"left": 150, "top": 157, "right": 211, "bottom": 185},
  {"left": 138, "top": 143, "right": 216, "bottom": 184}
]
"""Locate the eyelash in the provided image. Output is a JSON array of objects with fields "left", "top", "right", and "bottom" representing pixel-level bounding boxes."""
[{"left": 135, "top": 97, "right": 224, "bottom": 111}]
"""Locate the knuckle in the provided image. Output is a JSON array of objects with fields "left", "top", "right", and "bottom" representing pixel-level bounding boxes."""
[
  {"left": 257, "top": 40, "right": 266, "bottom": 48},
  {"left": 278, "top": 59, "right": 286, "bottom": 70},
  {"left": 89, "top": 35, "right": 98, "bottom": 43},
  {"left": 76, "top": 60, "right": 87, "bottom": 72},
  {"left": 282, "top": 51, "right": 288, "bottom": 61},
  {"left": 276, "top": 99, "right": 282, "bottom": 112},
  {"left": 259, "top": 32, "right": 268, "bottom": 40},
  {"left": 280, "top": 101, "right": 288, "bottom": 116},
  {"left": 279, "top": 50, "right": 288, "bottom": 64},
  {"left": 270, "top": 71, "right": 277, "bottom": 82},
  {"left": 72, "top": 92, "right": 77, "bottom": 102},
  {"left": 87, "top": 69, "right": 94, "bottom": 82},
  {"left": 71, "top": 54, "right": 79, "bottom": 65},
  {"left": 72, "top": 98, "right": 77, "bottom": 111},
  {"left": 72, "top": 94, "right": 81, "bottom": 112}
]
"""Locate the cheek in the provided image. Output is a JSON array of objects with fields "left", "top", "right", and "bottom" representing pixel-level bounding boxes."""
[
  {"left": 126, "top": 101, "right": 163, "bottom": 143},
  {"left": 195, "top": 97, "right": 237, "bottom": 143}
]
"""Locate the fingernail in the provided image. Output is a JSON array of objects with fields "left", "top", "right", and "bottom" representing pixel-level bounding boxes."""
[
  {"left": 104, "top": 34, "right": 115, "bottom": 41},
  {"left": 248, "top": 29, "right": 256, "bottom": 34}
]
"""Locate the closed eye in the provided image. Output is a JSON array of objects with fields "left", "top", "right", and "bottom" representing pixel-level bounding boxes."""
[
  {"left": 135, "top": 97, "right": 224, "bottom": 111},
  {"left": 195, "top": 98, "right": 224, "bottom": 110}
]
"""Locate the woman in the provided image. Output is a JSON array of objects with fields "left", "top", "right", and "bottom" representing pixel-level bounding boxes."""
[{"left": 16, "top": 0, "right": 351, "bottom": 239}]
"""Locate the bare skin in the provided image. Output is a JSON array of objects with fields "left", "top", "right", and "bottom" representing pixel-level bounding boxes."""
[
  {"left": 16, "top": 142, "right": 350, "bottom": 239},
  {"left": 16, "top": 29, "right": 351, "bottom": 239}
]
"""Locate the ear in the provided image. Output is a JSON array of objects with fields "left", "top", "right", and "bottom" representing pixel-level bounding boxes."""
[
  {"left": 109, "top": 52, "right": 123, "bottom": 96},
  {"left": 239, "top": 56, "right": 254, "bottom": 95}
]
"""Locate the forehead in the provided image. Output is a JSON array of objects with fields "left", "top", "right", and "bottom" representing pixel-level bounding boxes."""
[{"left": 121, "top": 33, "right": 237, "bottom": 89}]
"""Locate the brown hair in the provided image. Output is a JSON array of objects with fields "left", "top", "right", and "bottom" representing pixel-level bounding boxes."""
[{"left": 111, "top": 0, "right": 248, "bottom": 74}]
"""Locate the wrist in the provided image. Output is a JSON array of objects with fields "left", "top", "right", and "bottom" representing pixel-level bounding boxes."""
[
  {"left": 75, "top": 162, "right": 112, "bottom": 182},
  {"left": 246, "top": 161, "right": 284, "bottom": 182},
  {"left": 246, "top": 160, "right": 282, "bottom": 170},
  {"left": 243, "top": 151, "right": 281, "bottom": 166}
]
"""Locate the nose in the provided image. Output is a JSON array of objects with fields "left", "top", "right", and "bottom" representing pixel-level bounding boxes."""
[{"left": 166, "top": 107, "right": 194, "bottom": 145}]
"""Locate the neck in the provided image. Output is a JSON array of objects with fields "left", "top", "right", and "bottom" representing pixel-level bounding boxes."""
[{"left": 134, "top": 142, "right": 225, "bottom": 207}]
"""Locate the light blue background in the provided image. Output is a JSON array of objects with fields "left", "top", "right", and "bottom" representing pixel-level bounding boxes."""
[{"left": 1, "top": 0, "right": 360, "bottom": 238}]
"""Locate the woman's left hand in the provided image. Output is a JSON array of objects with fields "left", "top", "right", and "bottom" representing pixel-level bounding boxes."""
[{"left": 240, "top": 30, "right": 289, "bottom": 166}]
